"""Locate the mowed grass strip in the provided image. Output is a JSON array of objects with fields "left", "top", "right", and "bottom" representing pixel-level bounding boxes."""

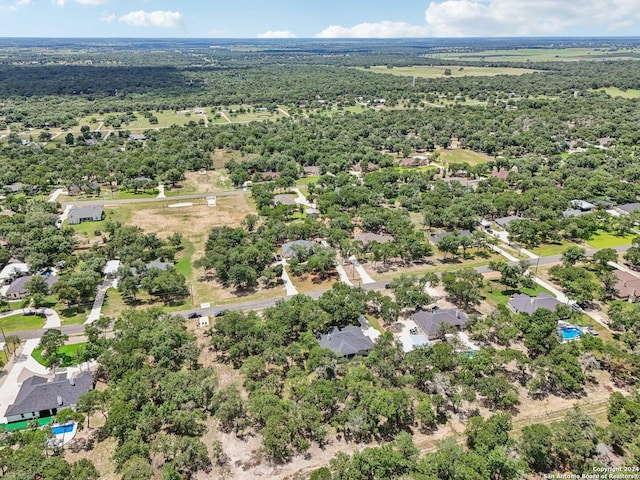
[{"left": 437, "top": 148, "right": 494, "bottom": 165}]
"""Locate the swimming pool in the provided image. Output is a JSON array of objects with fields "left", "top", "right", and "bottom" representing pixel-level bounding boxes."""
[
  {"left": 560, "top": 327, "right": 583, "bottom": 341},
  {"left": 52, "top": 423, "right": 74, "bottom": 434}
]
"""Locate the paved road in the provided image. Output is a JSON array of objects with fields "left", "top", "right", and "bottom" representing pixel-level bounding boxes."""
[
  {"left": 8, "top": 244, "right": 632, "bottom": 340},
  {"left": 59, "top": 188, "right": 247, "bottom": 207}
]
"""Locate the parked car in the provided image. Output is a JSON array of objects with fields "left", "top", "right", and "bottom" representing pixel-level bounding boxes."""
[{"left": 187, "top": 312, "right": 200, "bottom": 319}]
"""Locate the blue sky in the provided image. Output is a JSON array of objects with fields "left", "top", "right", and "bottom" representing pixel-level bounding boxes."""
[{"left": 1, "top": 0, "right": 639, "bottom": 38}]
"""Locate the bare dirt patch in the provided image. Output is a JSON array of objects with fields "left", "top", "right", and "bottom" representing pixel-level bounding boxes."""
[
  {"left": 182, "top": 170, "right": 232, "bottom": 193},
  {"left": 128, "top": 194, "right": 255, "bottom": 241}
]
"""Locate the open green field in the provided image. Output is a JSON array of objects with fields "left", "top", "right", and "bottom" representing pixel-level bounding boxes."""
[
  {"left": 437, "top": 148, "right": 493, "bottom": 165},
  {"left": 31, "top": 342, "right": 87, "bottom": 367},
  {"left": 360, "top": 65, "right": 536, "bottom": 78},
  {"left": 430, "top": 47, "right": 640, "bottom": 62},
  {"left": 595, "top": 87, "right": 640, "bottom": 99},
  {"left": 586, "top": 230, "right": 634, "bottom": 249},
  {"left": 530, "top": 239, "right": 577, "bottom": 257},
  {"left": 0, "top": 313, "right": 46, "bottom": 333}
]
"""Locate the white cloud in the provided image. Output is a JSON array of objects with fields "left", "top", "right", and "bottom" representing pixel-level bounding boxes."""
[
  {"left": 119, "top": 10, "right": 183, "bottom": 28},
  {"left": 313, "top": 0, "right": 640, "bottom": 38},
  {"left": 1, "top": 0, "right": 31, "bottom": 11},
  {"left": 424, "top": 0, "right": 640, "bottom": 36},
  {"left": 316, "top": 21, "right": 429, "bottom": 38},
  {"left": 55, "top": 0, "right": 107, "bottom": 5},
  {"left": 100, "top": 12, "right": 115, "bottom": 23},
  {"left": 257, "top": 30, "right": 297, "bottom": 39}
]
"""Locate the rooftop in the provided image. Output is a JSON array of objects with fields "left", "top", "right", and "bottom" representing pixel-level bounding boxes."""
[
  {"left": 508, "top": 292, "right": 562, "bottom": 315},
  {"left": 6, "top": 372, "right": 94, "bottom": 418},
  {"left": 317, "top": 325, "right": 374, "bottom": 357},
  {"left": 281, "top": 240, "right": 315, "bottom": 258},
  {"left": 412, "top": 308, "right": 468, "bottom": 340}
]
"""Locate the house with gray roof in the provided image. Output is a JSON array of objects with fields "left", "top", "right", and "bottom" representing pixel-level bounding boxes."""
[
  {"left": 4, "top": 275, "right": 58, "bottom": 300},
  {"left": 430, "top": 229, "right": 472, "bottom": 245},
  {"left": 281, "top": 240, "right": 315, "bottom": 259},
  {"left": 66, "top": 205, "right": 103, "bottom": 225},
  {"left": 317, "top": 325, "right": 374, "bottom": 357},
  {"left": 615, "top": 203, "right": 640, "bottom": 215},
  {"left": 412, "top": 308, "right": 468, "bottom": 340},
  {"left": 570, "top": 200, "right": 596, "bottom": 211},
  {"left": 507, "top": 292, "right": 563, "bottom": 315},
  {"left": 5, "top": 372, "right": 94, "bottom": 424},
  {"left": 495, "top": 215, "right": 524, "bottom": 229},
  {"left": 146, "top": 260, "right": 175, "bottom": 271},
  {"left": 353, "top": 232, "right": 394, "bottom": 245}
]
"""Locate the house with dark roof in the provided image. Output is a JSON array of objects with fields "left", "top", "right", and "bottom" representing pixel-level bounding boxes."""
[
  {"left": 5, "top": 372, "right": 94, "bottom": 424},
  {"left": 507, "top": 292, "right": 563, "bottom": 315},
  {"left": 562, "top": 208, "right": 591, "bottom": 218},
  {"left": 412, "top": 308, "right": 468, "bottom": 340},
  {"left": 66, "top": 205, "right": 103, "bottom": 225},
  {"left": 281, "top": 240, "right": 315, "bottom": 259},
  {"left": 128, "top": 134, "right": 147, "bottom": 141},
  {"left": 4, "top": 275, "right": 58, "bottom": 300},
  {"left": 317, "top": 325, "right": 374, "bottom": 357}
]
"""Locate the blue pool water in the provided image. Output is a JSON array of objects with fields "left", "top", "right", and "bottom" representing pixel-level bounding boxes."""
[
  {"left": 560, "top": 327, "right": 583, "bottom": 341},
  {"left": 52, "top": 424, "right": 74, "bottom": 434}
]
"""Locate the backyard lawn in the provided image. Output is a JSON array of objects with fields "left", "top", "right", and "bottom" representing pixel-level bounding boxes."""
[{"left": 31, "top": 342, "right": 88, "bottom": 367}]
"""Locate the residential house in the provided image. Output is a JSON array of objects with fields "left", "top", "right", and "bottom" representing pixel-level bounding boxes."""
[
  {"left": 317, "top": 325, "right": 374, "bottom": 357},
  {"left": 507, "top": 292, "right": 562, "bottom": 315},
  {"left": 430, "top": 229, "right": 472, "bottom": 245},
  {"left": 495, "top": 215, "right": 523, "bottom": 230},
  {"left": 66, "top": 205, "right": 103, "bottom": 225},
  {"left": 412, "top": 308, "right": 468, "bottom": 340},
  {"left": 570, "top": 200, "right": 596, "bottom": 212},
  {"left": 0, "top": 262, "right": 30, "bottom": 286},
  {"left": 282, "top": 240, "right": 315, "bottom": 259},
  {"left": 128, "top": 134, "right": 147, "bottom": 141},
  {"left": 615, "top": 203, "right": 640, "bottom": 215},
  {"left": 4, "top": 275, "right": 58, "bottom": 300},
  {"left": 4, "top": 372, "right": 94, "bottom": 424},
  {"left": 490, "top": 168, "right": 511, "bottom": 180},
  {"left": 146, "top": 260, "right": 175, "bottom": 271},
  {"left": 260, "top": 171, "right": 279, "bottom": 181},
  {"left": 353, "top": 232, "right": 394, "bottom": 245},
  {"left": 613, "top": 270, "right": 640, "bottom": 302},
  {"left": 303, "top": 166, "right": 320, "bottom": 176},
  {"left": 305, "top": 208, "right": 319, "bottom": 219}
]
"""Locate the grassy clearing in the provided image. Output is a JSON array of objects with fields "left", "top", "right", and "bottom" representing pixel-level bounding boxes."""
[
  {"left": 437, "top": 148, "right": 494, "bottom": 165},
  {"left": 586, "top": 230, "right": 634, "bottom": 249},
  {"left": 296, "top": 175, "right": 320, "bottom": 186},
  {"left": 101, "top": 288, "right": 128, "bottom": 319},
  {"left": 0, "top": 313, "right": 45, "bottom": 332},
  {"left": 175, "top": 240, "right": 195, "bottom": 278},
  {"left": 359, "top": 65, "right": 536, "bottom": 77},
  {"left": 365, "top": 314, "right": 385, "bottom": 334},
  {"left": 595, "top": 87, "right": 640, "bottom": 99},
  {"left": 58, "top": 305, "right": 90, "bottom": 325},
  {"left": 70, "top": 205, "right": 133, "bottom": 238},
  {"left": 430, "top": 47, "right": 640, "bottom": 62},
  {"left": 31, "top": 342, "right": 87, "bottom": 367},
  {"left": 530, "top": 240, "right": 576, "bottom": 257}
]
